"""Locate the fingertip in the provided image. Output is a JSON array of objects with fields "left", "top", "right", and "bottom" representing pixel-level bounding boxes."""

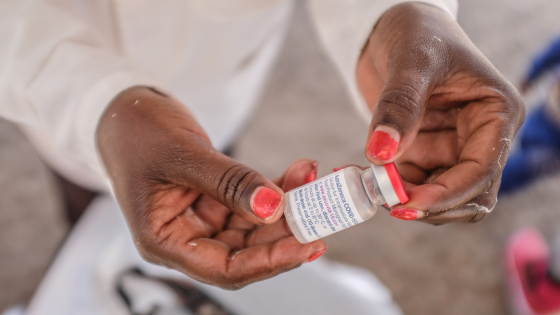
[
  {"left": 367, "top": 125, "right": 400, "bottom": 162},
  {"left": 305, "top": 247, "right": 327, "bottom": 263},
  {"left": 389, "top": 208, "right": 425, "bottom": 221},
  {"left": 275, "top": 159, "right": 317, "bottom": 188},
  {"left": 300, "top": 238, "right": 327, "bottom": 263},
  {"left": 281, "top": 159, "right": 319, "bottom": 191},
  {"left": 251, "top": 186, "right": 283, "bottom": 221},
  {"left": 304, "top": 162, "right": 318, "bottom": 184}
]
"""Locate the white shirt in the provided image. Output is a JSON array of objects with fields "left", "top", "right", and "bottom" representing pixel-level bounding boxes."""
[{"left": 0, "top": 0, "right": 457, "bottom": 191}]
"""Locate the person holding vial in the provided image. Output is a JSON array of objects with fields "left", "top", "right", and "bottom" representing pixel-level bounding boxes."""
[{"left": 0, "top": 0, "right": 524, "bottom": 293}]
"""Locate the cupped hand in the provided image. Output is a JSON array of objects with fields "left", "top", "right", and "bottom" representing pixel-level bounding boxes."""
[
  {"left": 357, "top": 3, "right": 525, "bottom": 224},
  {"left": 97, "top": 87, "right": 326, "bottom": 289}
]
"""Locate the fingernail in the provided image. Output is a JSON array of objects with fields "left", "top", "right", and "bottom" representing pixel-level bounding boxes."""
[
  {"left": 305, "top": 162, "right": 318, "bottom": 184},
  {"left": 368, "top": 126, "right": 400, "bottom": 161},
  {"left": 252, "top": 187, "right": 282, "bottom": 220},
  {"left": 306, "top": 247, "right": 327, "bottom": 263},
  {"left": 390, "top": 209, "right": 424, "bottom": 221},
  {"left": 333, "top": 167, "right": 344, "bottom": 172}
]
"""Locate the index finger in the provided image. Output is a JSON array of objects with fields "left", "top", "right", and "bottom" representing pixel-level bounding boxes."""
[{"left": 417, "top": 177, "right": 501, "bottom": 224}]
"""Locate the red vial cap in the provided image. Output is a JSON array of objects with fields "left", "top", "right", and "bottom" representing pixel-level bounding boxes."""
[
  {"left": 371, "top": 162, "right": 409, "bottom": 206},
  {"left": 384, "top": 163, "right": 409, "bottom": 204}
]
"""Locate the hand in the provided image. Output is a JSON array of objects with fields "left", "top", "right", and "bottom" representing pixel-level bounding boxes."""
[
  {"left": 357, "top": 3, "right": 525, "bottom": 224},
  {"left": 96, "top": 87, "right": 326, "bottom": 289}
]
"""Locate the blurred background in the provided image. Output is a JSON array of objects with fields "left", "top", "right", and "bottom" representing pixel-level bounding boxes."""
[{"left": 2, "top": 0, "right": 560, "bottom": 314}]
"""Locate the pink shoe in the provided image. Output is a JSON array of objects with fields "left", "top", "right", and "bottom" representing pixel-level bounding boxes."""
[{"left": 505, "top": 229, "right": 560, "bottom": 315}]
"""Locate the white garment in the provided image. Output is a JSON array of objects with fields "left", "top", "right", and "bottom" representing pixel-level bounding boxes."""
[
  {"left": 0, "top": 0, "right": 457, "bottom": 192},
  {"left": 23, "top": 195, "right": 405, "bottom": 315}
]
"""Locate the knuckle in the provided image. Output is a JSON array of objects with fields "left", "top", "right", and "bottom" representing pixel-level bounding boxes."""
[
  {"left": 132, "top": 220, "right": 173, "bottom": 266},
  {"left": 144, "top": 129, "right": 212, "bottom": 183},
  {"left": 216, "top": 164, "right": 259, "bottom": 209},
  {"left": 418, "top": 215, "right": 448, "bottom": 226},
  {"left": 497, "top": 82, "right": 526, "bottom": 131},
  {"left": 134, "top": 237, "right": 158, "bottom": 264},
  {"left": 222, "top": 282, "right": 245, "bottom": 291},
  {"left": 378, "top": 85, "right": 423, "bottom": 123},
  {"left": 464, "top": 200, "right": 493, "bottom": 223},
  {"left": 468, "top": 210, "right": 487, "bottom": 223},
  {"left": 412, "top": 41, "right": 448, "bottom": 71},
  {"left": 395, "top": 34, "right": 449, "bottom": 72},
  {"left": 512, "top": 90, "right": 525, "bottom": 114},
  {"left": 219, "top": 275, "right": 247, "bottom": 291},
  {"left": 511, "top": 89, "right": 527, "bottom": 129},
  {"left": 145, "top": 142, "right": 191, "bottom": 182}
]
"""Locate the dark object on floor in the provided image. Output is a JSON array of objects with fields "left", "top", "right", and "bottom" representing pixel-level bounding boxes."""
[{"left": 116, "top": 268, "right": 236, "bottom": 315}]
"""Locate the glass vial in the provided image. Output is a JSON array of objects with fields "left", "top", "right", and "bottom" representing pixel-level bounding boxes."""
[{"left": 284, "top": 162, "right": 408, "bottom": 244}]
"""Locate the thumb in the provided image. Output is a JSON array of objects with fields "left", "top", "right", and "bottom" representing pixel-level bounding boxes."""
[
  {"left": 365, "top": 62, "right": 433, "bottom": 164},
  {"left": 99, "top": 87, "right": 285, "bottom": 226},
  {"left": 177, "top": 145, "right": 285, "bottom": 225}
]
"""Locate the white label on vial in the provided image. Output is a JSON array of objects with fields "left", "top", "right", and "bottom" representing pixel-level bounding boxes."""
[{"left": 287, "top": 170, "right": 364, "bottom": 242}]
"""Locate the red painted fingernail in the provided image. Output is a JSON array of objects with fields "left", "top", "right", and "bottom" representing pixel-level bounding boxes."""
[
  {"left": 307, "top": 247, "right": 327, "bottom": 263},
  {"left": 252, "top": 187, "right": 282, "bottom": 220},
  {"left": 305, "top": 162, "right": 318, "bottom": 184},
  {"left": 368, "top": 126, "right": 400, "bottom": 161},
  {"left": 390, "top": 209, "right": 424, "bottom": 221},
  {"left": 333, "top": 167, "right": 344, "bottom": 172}
]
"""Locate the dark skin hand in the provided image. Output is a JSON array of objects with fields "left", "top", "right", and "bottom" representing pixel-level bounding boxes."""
[
  {"left": 97, "top": 2, "right": 524, "bottom": 289},
  {"left": 97, "top": 87, "right": 326, "bottom": 289},
  {"left": 358, "top": 2, "right": 525, "bottom": 224}
]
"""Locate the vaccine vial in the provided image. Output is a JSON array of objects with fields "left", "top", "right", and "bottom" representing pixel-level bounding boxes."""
[{"left": 284, "top": 162, "right": 409, "bottom": 244}]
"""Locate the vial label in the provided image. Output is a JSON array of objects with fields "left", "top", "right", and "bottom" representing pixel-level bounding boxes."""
[{"left": 287, "top": 170, "right": 364, "bottom": 242}]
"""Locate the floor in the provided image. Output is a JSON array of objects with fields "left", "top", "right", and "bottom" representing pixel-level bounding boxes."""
[{"left": 2, "top": 1, "right": 560, "bottom": 314}]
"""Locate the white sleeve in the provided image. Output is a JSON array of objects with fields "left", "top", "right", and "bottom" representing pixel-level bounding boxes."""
[
  {"left": 0, "top": 0, "right": 166, "bottom": 187},
  {"left": 306, "top": 0, "right": 458, "bottom": 120}
]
